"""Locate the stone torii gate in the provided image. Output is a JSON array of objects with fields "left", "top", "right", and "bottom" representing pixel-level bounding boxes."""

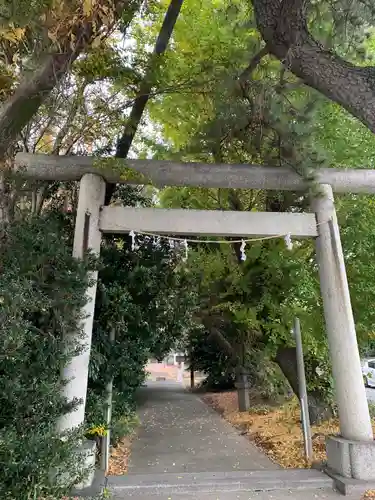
[{"left": 15, "top": 152, "right": 375, "bottom": 483}]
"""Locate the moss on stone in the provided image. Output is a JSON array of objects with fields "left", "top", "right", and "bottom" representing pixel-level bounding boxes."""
[{"left": 93, "top": 158, "right": 153, "bottom": 185}]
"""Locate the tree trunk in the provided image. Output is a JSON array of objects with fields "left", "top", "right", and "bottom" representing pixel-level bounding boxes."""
[
  {"left": 251, "top": 0, "right": 375, "bottom": 133},
  {"left": 206, "top": 325, "right": 238, "bottom": 366},
  {"left": 275, "top": 346, "right": 333, "bottom": 424},
  {"left": 190, "top": 365, "right": 195, "bottom": 389},
  {"left": 0, "top": 172, "right": 9, "bottom": 223},
  {"left": 105, "top": 0, "right": 184, "bottom": 205}
]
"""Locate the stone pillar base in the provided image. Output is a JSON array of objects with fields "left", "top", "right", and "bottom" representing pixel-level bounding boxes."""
[
  {"left": 326, "top": 435, "right": 375, "bottom": 480},
  {"left": 73, "top": 439, "right": 97, "bottom": 490},
  {"left": 50, "top": 439, "right": 96, "bottom": 491}
]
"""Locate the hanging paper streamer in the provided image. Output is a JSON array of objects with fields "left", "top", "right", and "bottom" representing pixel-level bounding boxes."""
[
  {"left": 240, "top": 239, "right": 247, "bottom": 261},
  {"left": 284, "top": 233, "right": 293, "bottom": 251},
  {"left": 182, "top": 239, "right": 189, "bottom": 262},
  {"left": 129, "top": 230, "right": 136, "bottom": 251}
]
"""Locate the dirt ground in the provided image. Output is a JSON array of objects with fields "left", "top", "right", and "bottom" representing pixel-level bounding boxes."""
[{"left": 201, "top": 391, "right": 375, "bottom": 500}]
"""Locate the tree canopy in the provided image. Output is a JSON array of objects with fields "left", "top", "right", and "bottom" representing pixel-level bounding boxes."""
[{"left": 126, "top": 0, "right": 375, "bottom": 421}]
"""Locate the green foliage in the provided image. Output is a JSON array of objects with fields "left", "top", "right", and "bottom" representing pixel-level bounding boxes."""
[
  {"left": 86, "top": 187, "right": 194, "bottom": 444},
  {"left": 336, "top": 195, "right": 375, "bottom": 344},
  {"left": 0, "top": 213, "right": 91, "bottom": 499},
  {"left": 247, "top": 350, "right": 292, "bottom": 400},
  {"left": 184, "top": 238, "right": 319, "bottom": 392},
  {"left": 111, "top": 413, "right": 139, "bottom": 445},
  {"left": 0, "top": 0, "right": 53, "bottom": 30},
  {"left": 189, "top": 325, "right": 236, "bottom": 390},
  {"left": 127, "top": 0, "right": 375, "bottom": 411}
]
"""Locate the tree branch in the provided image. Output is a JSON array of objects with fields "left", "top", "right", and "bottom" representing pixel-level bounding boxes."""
[
  {"left": 206, "top": 327, "right": 238, "bottom": 365},
  {"left": 251, "top": 0, "right": 375, "bottom": 133},
  {"left": 0, "top": 0, "right": 131, "bottom": 158},
  {"left": 52, "top": 84, "right": 85, "bottom": 155},
  {"left": 105, "top": 0, "right": 184, "bottom": 205},
  {"left": 238, "top": 46, "right": 269, "bottom": 83}
]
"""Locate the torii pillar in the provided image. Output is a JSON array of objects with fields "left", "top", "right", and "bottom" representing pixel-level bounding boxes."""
[
  {"left": 57, "top": 173, "right": 105, "bottom": 490},
  {"left": 313, "top": 184, "right": 374, "bottom": 482},
  {"left": 58, "top": 173, "right": 105, "bottom": 432}
]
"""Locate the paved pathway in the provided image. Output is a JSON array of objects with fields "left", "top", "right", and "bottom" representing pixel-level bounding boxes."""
[
  {"left": 109, "top": 381, "right": 359, "bottom": 499},
  {"left": 127, "top": 381, "right": 278, "bottom": 474}
]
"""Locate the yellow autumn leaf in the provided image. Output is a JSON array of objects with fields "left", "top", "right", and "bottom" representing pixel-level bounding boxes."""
[
  {"left": 47, "top": 29, "right": 58, "bottom": 43},
  {"left": 12, "top": 27, "right": 25, "bottom": 40},
  {"left": 0, "top": 26, "right": 25, "bottom": 43},
  {"left": 83, "top": 0, "right": 94, "bottom": 16},
  {"left": 91, "top": 36, "right": 102, "bottom": 49}
]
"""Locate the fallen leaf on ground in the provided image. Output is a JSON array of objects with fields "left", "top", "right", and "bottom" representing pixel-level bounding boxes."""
[
  {"left": 202, "top": 391, "right": 341, "bottom": 468},
  {"left": 108, "top": 435, "right": 133, "bottom": 475}
]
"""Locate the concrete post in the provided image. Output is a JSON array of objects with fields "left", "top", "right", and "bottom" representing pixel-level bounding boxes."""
[
  {"left": 190, "top": 365, "right": 195, "bottom": 390},
  {"left": 312, "top": 184, "right": 373, "bottom": 442},
  {"left": 58, "top": 173, "right": 105, "bottom": 433},
  {"left": 101, "top": 327, "right": 115, "bottom": 473},
  {"left": 236, "top": 368, "right": 250, "bottom": 412},
  {"left": 177, "top": 361, "right": 184, "bottom": 383},
  {"left": 293, "top": 317, "right": 313, "bottom": 460}
]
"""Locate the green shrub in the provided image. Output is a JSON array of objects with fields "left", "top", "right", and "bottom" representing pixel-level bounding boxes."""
[
  {"left": 188, "top": 326, "right": 236, "bottom": 391},
  {"left": 0, "top": 214, "right": 91, "bottom": 499},
  {"left": 250, "top": 404, "right": 272, "bottom": 415},
  {"left": 111, "top": 413, "right": 139, "bottom": 445}
]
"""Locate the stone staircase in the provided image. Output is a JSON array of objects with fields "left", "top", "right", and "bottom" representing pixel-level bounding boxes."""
[{"left": 106, "top": 468, "right": 343, "bottom": 499}]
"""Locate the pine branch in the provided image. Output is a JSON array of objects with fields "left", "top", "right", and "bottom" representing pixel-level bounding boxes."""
[
  {"left": 238, "top": 46, "right": 269, "bottom": 84},
  {"left": 251, "top": 0, "right": 375, "bottom": 133}
]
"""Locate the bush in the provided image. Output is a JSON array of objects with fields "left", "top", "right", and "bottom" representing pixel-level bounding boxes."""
[
  {"left": 247, "top": 350, "right": 292, "bottom": 402},
  {"left": 111, "top": 413, "right": 139, "bottom": 445},
  {"left": 188, "top": 326, "right": 236, "bottom": 391},
  {"left": 0, "top": 214, "right": 91, "bottom": 499}
]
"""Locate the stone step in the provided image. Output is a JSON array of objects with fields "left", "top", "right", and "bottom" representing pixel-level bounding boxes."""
[
  {"left": 107, "top": 469, "right": 334, "bottom": 497},
  {"left": 110, "top": 489, "right": 345, "bottom": 500}
]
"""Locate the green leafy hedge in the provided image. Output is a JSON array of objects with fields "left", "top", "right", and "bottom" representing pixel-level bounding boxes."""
[{"left": 0, "top": 213, "right": 90, "bottom": 499}]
